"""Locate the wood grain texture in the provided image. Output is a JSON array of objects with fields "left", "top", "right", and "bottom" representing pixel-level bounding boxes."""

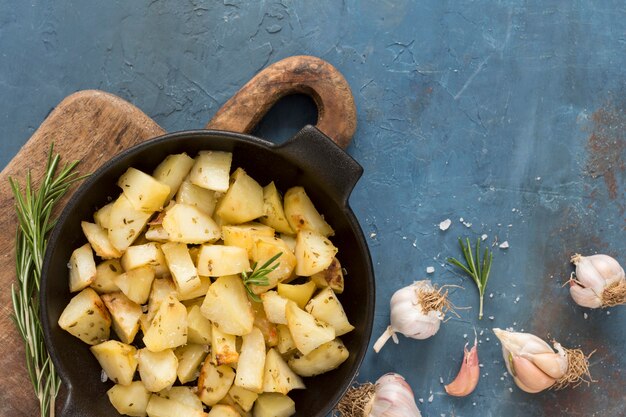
[{"left": 206, "top": 55, "right": 356, "bottom": 149}]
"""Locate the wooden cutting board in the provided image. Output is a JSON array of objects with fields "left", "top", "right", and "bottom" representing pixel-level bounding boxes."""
[{"left": 0, "top": 55, "right": 356, "bottom": 417}]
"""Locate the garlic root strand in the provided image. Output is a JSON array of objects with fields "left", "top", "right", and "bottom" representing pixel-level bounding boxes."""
[
  {"left": 602, "top": 280, "right": 626, "bottom": 307},
  {"left": 335, "top": 383, "right": 376, "bottom": 417},
  {"left": 552, "top": 346, "right": 595, "bottom": 390}
]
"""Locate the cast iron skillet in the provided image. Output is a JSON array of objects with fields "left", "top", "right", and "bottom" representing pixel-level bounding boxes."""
[{"left": 40, "top": 57, "right": 374, "bottom": 417}]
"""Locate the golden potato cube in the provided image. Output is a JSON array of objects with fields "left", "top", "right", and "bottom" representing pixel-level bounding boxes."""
[
  {"left": 285, "top": 301, "right": 334, "bottom": 355},
  {"left": 174, "top": 344, "right": 208, "bottom": 384},
  {"left": 152, "top": 153, "right": 195, "bottom": 201},
  {"left": 252, "top": 302, "right": 278, "bottom": 347},
  {"left": 81, "top": 221, "right": 122, "bottom": 259},
  {"left": 69, "top": 243, "right": 97, "bottom": 293},
  {"left": 294, "top": 230, "right": 337, "bottom": 276},
  {"left": 222, "top": 223, "right": 275, "bottom": 257},
  {"left": 94, "top": 202, "right": 114, "bottom": 231},
  {"left": 228, "top": 385, "right": 258, "bottom": 412},
  {"left": 253, "top": 393, "right": 295, "bottom": 417},
  {"left": 143, "top": 295, "right": 188, "bottom": 352},
  {"left": 162, "top": 203, "right": 221, "bottom": 244},
  {"left": 157, "top": 386, "right": 204, "bottom": 411},
  {"left": 215, "top": 168, "right": 264, "bottom": 224},
  {"left": 121, "top": 243, "right": 169, "bottom": 278},
  {"left": 260, "top": 291, "right": 288, "bottom": 325},
  {"left": 262, "top": 349, "right": 305, "bottom": 395},
  {"left": 259, "top": 182, "right": 294, "bottom": 235},
  {"left": 275, "top": 325, "right": 296, "bottom": 355},
  {"left": 288, "top": 338, "right": 349, "bottom": 377},
  {"left": 118, "top": 167, "right": 170, "bottom": 212},
  {"left": 101, "top": 292, "right": 142, "bottom": 344},
  {"left": 305, "top": 288, "right": 354, "bottom": 336},
  {"left": 160, "top": 242, "right": 201, "bottom": 294},
  {"left": 277, "top": 281, "right": 316, "bottom": 309},
  {"left": 198, "top": 361, "right": 235, "bottom": 406},
  {"left": 189, "top": 150, "right": 233, "bottom": 193},
  {"left": 176, "top": 180, "right": 217, "bottom": 217},
  {"left": 137, "top": 348, "right": 178, "bottom": 392},
  {"left": 144, "top": 278, "right": 177, "bottom": 329},
  {"left": 58, "top": 288, "right": 110, "bottom": 345},
  {"left": 107, "top": 381, "right": 151, "bottom": 417},
  {"left": 235, "top": 327, "right": 265, "bottom": 392},
  {"left": 209, "top": 405, "right": 240, "bottom": 417},
  {"left": 249, "top": 237, "right": 296, "bottom": 294},
  {"left": 310, "top": 257, "right": 344, "bottom": 294},
  {"left": 187, "top": 304, "right": 212, "bottom": 345},
  {"left": 278, "top": 234, "right": 296, "bottom": 253},
  {"left": 178, "top": 276, "right": 211, "bottom": 301},
  {"left": 108, "top": 194, "right": 153, "bottom": 252},
  {"left": 200, "top": 275, "right": 254, "bottom": 336},
  {"left": 91, "top": 340, "right": 137, "bottom": 385},
  {"left": 145, "top": 225, "right": 170, "bottom": 243},
  {"left": 91, "top": 259, "right": 123, "bottom": 294},
  {"left": 114, "top": 265, "right": 156, "bottom": 305},
  {"left": 197, "top": 245, "right": 250, "bottom": 277},
  {"left": 146, "top": 394, "right": 207, "bottom": 417},
  {"left": 283, "top": 186, "right": 334, "bottom": 237},
  {"left": 211, "top": 323, "right": 239, "bottom": 366}
]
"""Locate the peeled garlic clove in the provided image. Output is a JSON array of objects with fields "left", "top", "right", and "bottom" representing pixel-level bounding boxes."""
[
  {"left": 569, "top": 282, "right": 602, "bottom": 308},
  {"left": 445, "top": 341, "right": 479, "bottom": 397},
  {"left": 526, "top": 352, "right": 567, "bottom": 380},
  {"left": 511, "top": 356, "right": 556, "bottom": 393}
]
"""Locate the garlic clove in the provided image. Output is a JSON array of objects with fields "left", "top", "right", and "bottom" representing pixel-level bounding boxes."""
[
  {"left": 571, "top": 254, "right": 610, "bottom": 295},
  {"left": 569, "top": 282, "right": 602, "bottom": 308},
  {"left": 493, "top": 328, "right": 553, "bottom": 356},
  {"left": 525, "top": 352, "right": 567, "bottom": 379},
  {"left": 512, "top": 375, "right": 545, "bottom": 394},
  {"left": 511, "top": 355, "right": 556, "bottom": 393},
  {"left": 370, "top": 373, "right": 422, "bottom": 417},
  {"left": 585, "top": 254, "right": 625, "bottom": 284},
  {"left": 445, "top": 341, "right": 479, "bottom": 397}
]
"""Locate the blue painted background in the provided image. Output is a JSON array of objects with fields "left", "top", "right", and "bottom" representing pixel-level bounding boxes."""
[{"left": 1, "top": 1, "right": 624, "bottom": 416}]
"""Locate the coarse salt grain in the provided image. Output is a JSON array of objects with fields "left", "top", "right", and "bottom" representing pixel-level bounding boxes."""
[
  {"left": 439, "top": 219, "right": 452, "bottom": 231},
  {"left": 428, "top": 394, "right": 434, "bottom": 403},
  {"left": 426, "top": 266, "right": 435, "bottom": 274},
  {"left": 584, "top": 313, "right": 588, "bottom": 319},
  {"left": 481, "top": 234, "right": 488, "bottom": 241},
  {"left": 499, "top": 241, "right": 509, "bottom": 249}
]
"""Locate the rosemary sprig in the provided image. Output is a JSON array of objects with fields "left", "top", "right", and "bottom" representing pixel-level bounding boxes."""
[
  {"left": 447, "top": 237, "right": 493, "bottom": 320},
  {"left": 10, "top": 144, "right": 86, "bottom": 417},
  {"left": 242, "top": 252, "right": 283, "bottom": 302}
]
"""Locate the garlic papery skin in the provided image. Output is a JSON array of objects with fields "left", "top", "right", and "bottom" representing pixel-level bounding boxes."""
[
  {"left": 368, "top": 373, "right": 422, "bottom": 417},
  {"left": 570, "top": 253, "right": 626, "bottom": 308},
  {"left": 373, "top": 280, "right": 444, "bottom": 353}
]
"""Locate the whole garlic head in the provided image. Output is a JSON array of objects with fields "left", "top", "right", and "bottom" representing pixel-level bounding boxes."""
[{"left": 570, "top": 254, "right": 626, "bottom": 308}]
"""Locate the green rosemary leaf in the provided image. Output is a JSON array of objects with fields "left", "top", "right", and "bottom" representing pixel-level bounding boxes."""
[
  {"left": 241, "top": 252, "right": 283, "bottom": 302},
  {"left": 10, "top": 144, "right": 86, "bottom": 417}
]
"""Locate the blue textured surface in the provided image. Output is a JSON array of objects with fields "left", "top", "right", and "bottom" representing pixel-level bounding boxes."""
[{"left": 1, "top": 1, "right": 625, "bottom": 416}]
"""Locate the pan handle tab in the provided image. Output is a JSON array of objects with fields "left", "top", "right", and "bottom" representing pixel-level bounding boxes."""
[{"left": 206, "top": 55, "right": 357, "bottom": 150}]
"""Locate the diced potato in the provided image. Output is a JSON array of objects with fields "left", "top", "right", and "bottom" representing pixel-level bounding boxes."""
[
  {"left": 178, "top": 276, "right": 211, "bottom": 301},
  {"left": 249, "top": 237, "right": 297, "bottom": 294},
  {"left": 288, "top": 338, "right": 349, "bottom": 377},
  {"left": 294, "top": 230, "right": 338, "bottom": 276},
  {"left": 174, "top": 344, "right": 208, "bottom": 384},
  {"left": 118, "top": 167, "right": 170, "bottom": 212},
  {"left": 260, "top": 291, "right": 288, "bottom": 325},
  {"left": 235, "top": 327, "right": 265, "bottom": 392},
  {"left": 81, "top": 221, "right": 122, "bottom": 259},
  {"left": 101, "top": 292, "right": 142, "bottom": 344},
  {"left": 137, "top": 348, "right": 178, "bottom": 392},
  {"left": 222, "top": 223, "right": 275, "bottom": 257},
  {"left": 90, "top": 340, "right": 137, "bottom": 385},
  {"left": 212, "top": 323, "right": 239, "bottom": 365},
  {"left": 253, "top": 393, "right": 295, "bottom": 417},
  {"left": 259, "top": 182, "right": 294, "bottom": 235},
  {"left": 143, "top": 295, "right": 188, "bottom": 352},
  {"left": 305, "top": 288, "right": 354, "bottom": 336},
  {"left": 161, "top": 242, "right": 201, "bottom": 294},
  {"left": 152, "top": 153, "right": 195, "bottom": 200},
  {"left": 162, "top": 203, "right": 221, "bottom": 244},
  {"left": 208, "top": 405, "right": 240, "bottom": 417},
  {"left": 158, "top": 386, "right": 204, "bottom": 411},
  {"left": 228, "top": 385, "right": 258, "bottom": 412},
  {"left": 310, "top": 257, "right": 344, "bottom": 294},
  {"left": 69, "top": 243, "right": 97, "bottom": 293},
  {"left": 276, "top": 325, "right": 296, "bottom": 355},
  {"left": 58, "top": 288, "right": 110, "bottom": 345},
  {"left": 251, "top": 302, "right": 278, "bottom": 347},
  {"left": 177, "top": 181, "right": 217, "bottom": 217},
  {"left": 197, "top": 361, "right": 235, "bottom": 406},
  {"left": 262, "top": 349, "right": 305, "bottom": 394},
  {"left": 121, "top": 243, "right": 169, "bottom": 278},
  {"left": 215, "top": 168, "right": 264, "bottom": 224},
  {"left": 197, "top": 245, "right": 250, "bottom": 277},
  {"left": 145, "top": 225, "right": 170, "bottom": 242},
  {"left": 189, "top": 150, "right": 233, "bottom": 193},
  {"left": 277, "top": 281, "right": 316, "bottom": 309},
  {"left": 187, "top": 304, "right": 212, "bottom": 345},
  {"left": 283, "top": 187, "right": 334, "bottom": 236},
  {"left": 278, "top": 234, "right": 296, "bottom": 253},
  {"left": 200, "top": 275, "right": 254, "bottom": 336},
  {"left": 94, "top": 202, "right": 114, "bottom": 231},
  {"left": 108, "top": 194, "right": 153, "bottom": 252},
  {"left": 146, "top": 394, "right": 207, "bottom": 417},
  {"left": 114, "top": 265, "right": 156, "bottom": 305},
  {"left": 107, "top": 381, "right": 151, "bottom": 417},
  {"left": 143, "top": 278, "right": 177, "bottom": 330},
  {"left": 285, "top": 302, "right": 335, "bottom": 355},
  {"left": 91, "top": 259, "right": 122, "bottom": 294}
]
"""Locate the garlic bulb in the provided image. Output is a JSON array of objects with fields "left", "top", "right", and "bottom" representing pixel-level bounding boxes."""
[
  {"left": 493, "top": 328, "right": 592, "bottom": 393},
  {"left": 570, "top": 253, "right": 626, "bottom": 308},
  {"left": 336, "top": 373, "right": 421, "bottom": 417},
  {"left": 373, "top": 280, "right": 449, "bottom": 353},
  {"left": 445, "top": 338, "right": 479, "bottom": 397}
]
